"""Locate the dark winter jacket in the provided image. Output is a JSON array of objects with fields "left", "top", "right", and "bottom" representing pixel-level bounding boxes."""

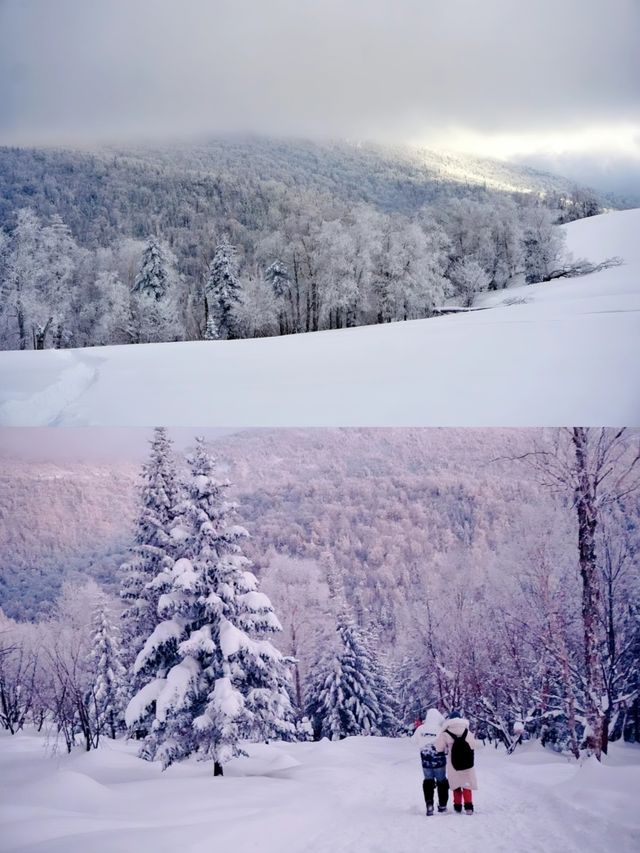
[{"left": 420, "top": 744, "right": 447, "bottom": 772}]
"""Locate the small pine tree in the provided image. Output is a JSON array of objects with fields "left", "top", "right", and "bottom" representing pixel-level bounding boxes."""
[
  {"left": 127, "top": 438, "right": 294, "bottom": 773},
  {"left": 87, "top": 597, "right": 127, "bottom": 741},
  {"left": 205, "top": 242, "right": 242, "bottom": 340},
  {"left": 133, "top": 237, "right": 169, "bottom": 300},
  {"left": 120, "top": 428, "right": 181, "bottom": 701},
  {"left": 204, "top": 315, "right": 219, "bottom": 341}
]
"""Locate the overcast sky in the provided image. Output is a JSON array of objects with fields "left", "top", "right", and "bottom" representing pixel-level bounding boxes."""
[{"left": 0, "top": 0, "right": 639, "bottom": 192}]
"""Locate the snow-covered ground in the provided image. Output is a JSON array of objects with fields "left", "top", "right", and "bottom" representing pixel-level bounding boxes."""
[
  {"left": 0, "top": 209, "right": 639, "bottom": 426},
  {"left": 0, "top": 731, "right": 638, "bottom": 853}
]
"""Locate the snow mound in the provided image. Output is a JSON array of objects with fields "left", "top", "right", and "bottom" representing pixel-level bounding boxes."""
[{"left": 17, "top": 769, "right": 114, "bottom": 811}]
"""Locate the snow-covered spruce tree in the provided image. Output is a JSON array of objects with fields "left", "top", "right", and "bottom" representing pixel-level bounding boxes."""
[
  {"left": 86, "top": 597, "right": 127, "bottom": 741},
  {"left": 264, "top": 260, "right": 292, "bottom": 334},
  {"left": 120, "top": 428, "right": 181, "bottom": 701},
  {"left": 133, "top": 237, "right": 170, "bottom": 301},
  {"left": 203, "top": 315, "right": 219, "bottom": 341},
  {"left": 131, "top": 236, "right": 181, "bottom": 343},
  {"left": 126, "top": 437, "right": 294, "bottom": 774},
  {"left": 205, "top": 242, "right": 242, "bottom": 340},
  {"left": 305, "top": 565, "right": 399, "bottom": 740}
]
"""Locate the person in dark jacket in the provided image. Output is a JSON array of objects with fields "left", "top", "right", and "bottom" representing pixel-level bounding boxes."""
[{"left": 412, "top": 708, "right": 449, "bottom": 815}]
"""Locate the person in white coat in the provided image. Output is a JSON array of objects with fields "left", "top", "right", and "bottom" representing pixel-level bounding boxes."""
[
  {"left": 412, "top": 708, "right": 449, "bottom": 816},
  {"left": 434, "top": 710, "right": 478, "bottom": 814}
]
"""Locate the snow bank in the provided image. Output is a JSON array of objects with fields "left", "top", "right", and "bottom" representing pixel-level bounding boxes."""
[{"left": 0, "top": 210, "right": 639, "bottom": 426}]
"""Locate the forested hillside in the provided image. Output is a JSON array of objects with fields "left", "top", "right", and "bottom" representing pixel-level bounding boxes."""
[
  {"left": 2, "top": 428, "right": 639, "bottom": 751},
  {"left": 0, "top": 138, "right": 606, "bottom": 349},
  {"left": 1, "top": 428, "right": 543, "bottom": 618}
]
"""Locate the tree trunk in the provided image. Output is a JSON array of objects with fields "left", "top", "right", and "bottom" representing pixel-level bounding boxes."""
[
  {"left": 572, "top": 427, "right": 606, "bottom": 759},
  {"left": 213, "top": 761, "right": 224, "bottom": 776},
  {"left": 17, "top": 299, "right": 26, "bottom": 351}
]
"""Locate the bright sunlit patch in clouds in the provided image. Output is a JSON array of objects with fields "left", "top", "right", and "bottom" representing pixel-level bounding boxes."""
[{"left": 414, "top": 123, "right": 640, "bottom": 162}]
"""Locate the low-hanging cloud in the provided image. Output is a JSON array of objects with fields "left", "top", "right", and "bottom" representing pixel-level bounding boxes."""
[{"left": 0, "top": 0, "right": 639, "bottom": 171}]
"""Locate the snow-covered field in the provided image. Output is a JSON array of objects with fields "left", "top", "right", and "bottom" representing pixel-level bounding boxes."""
[
  {"left": 0, "top": 730, "right": 638, "bottom": 853},
  {"left": 0, "top": 209, "right": 639, "bottom": 427}
]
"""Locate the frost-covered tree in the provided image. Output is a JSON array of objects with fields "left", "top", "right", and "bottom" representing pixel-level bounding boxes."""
[
  {"left": 264, "top": 260, "right": 292, "bottom": 334},
  {"left": 448, "top": 258, "right": 491, "bottom": 307},
  {"left": 370, "top": 218, "right": 447, "bottom": 323},
  {"left": 86, "top": 597, "right": 127, "bottom": 741},
  {"left": 133, "top": 237, "right": 171, "bottom": 300},
  {"left": 205, "top": 242, "right": 243, "bottom": 340},
  {"left": 305, "top": 562, "right": 398, "bottom": 740},
  {"left": 131, "top": 236, "right": 182, "bottom": 343},
  {"left": 120, "top": 428, "right": 181, "bottom": 693},
  {"left": 92, "top": 271, "right": 134, "bottom": 344},
  {"left": 234, "top": 276, "right": 278, "bottom": 339},
  {"left": 42, "top": 214, "right": 80, "bottom": 348},
  {"left": 523, "top": 207, "right": 567, "bottom": 283},
  {"left": 1, "top": 209, "right": 47, "bottom": 349},
  {"left": 126, "top": 438, "right": 294, "bottom": 773},
  {"left": 306, "top": 605, "right": 395, "bottom": 740}
]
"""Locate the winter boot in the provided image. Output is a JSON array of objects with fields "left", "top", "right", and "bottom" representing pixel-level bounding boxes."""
[
  {"left": 454, "top": 803, "right": 462, "bottom": 814},
  {"left": 464, "top": 803, "right": 474, "bottom": 815},
  {"left": 438, "top": 805, "right": 448, "bottom": 814},
  {"left": 426, "top": 803, "right": 434, "bottom": 816}
]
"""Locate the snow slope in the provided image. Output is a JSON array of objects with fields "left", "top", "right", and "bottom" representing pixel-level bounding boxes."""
[
  {"left": 0, "top": 731, "right": 638, "bottom": 853},
  {"left": 0, "top": 210, "right": 639, "bottom": 426}
]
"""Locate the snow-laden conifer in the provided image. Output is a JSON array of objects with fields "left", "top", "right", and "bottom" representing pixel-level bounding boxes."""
[
  {"left": 127, "top": 437, "right": 294, "bottom": 772},
  {"left": 205, "top": 242, "right": 242, "bottom": 340},
  {"left": 133, "top": 237, "right": 170, "bottom": 300},
  {"left": 87, "top": 596, "right": 127, "bottom": 741},
  {"left": 305, "top": 560, "right": 399, "bottom": 740},
  {"left": 131, "top": 237, "right": 181, "bottom": 342},
  {"left": 120, "top": 428, "right": 181, "bottom": 693}
]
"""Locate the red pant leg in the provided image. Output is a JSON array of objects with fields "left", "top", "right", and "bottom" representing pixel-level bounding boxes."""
[
  {"left": 462, "top": 788, "right": 473, "bottom": 805},
  {"left": 453, "top": 788, "right": 463, "bottom": 805}
]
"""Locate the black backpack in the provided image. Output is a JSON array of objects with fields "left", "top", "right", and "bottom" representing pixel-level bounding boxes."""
[{"left": 446, "top": 728, "right": 474, "bottom": 771}]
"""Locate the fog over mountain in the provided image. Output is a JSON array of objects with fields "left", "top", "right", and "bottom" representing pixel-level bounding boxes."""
[{"left": 1, "top": 0, "right": 638, "bottom": 195}]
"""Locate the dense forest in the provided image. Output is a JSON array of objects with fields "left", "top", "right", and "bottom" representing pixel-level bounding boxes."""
[
  {"left": 1, "top": 428, "right": 638, "bottom": 757},
  {"left": 0, "top": 138, "right": 608, "bottom": 349}
]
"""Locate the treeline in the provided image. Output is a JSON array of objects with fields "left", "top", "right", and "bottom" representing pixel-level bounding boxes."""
[{"left": 0, "top": 141, "right": 603, "bottom": 350}]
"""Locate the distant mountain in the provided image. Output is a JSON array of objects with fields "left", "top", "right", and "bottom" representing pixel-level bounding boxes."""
[
  {"left": 0, "top": 459, "right": 139, "bottom": 619},
  {"left": 0, "top": 136, "right": 614, "bottom": 248}
]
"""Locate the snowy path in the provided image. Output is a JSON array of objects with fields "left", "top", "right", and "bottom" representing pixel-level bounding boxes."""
[
  {"left": 0, "top": 209, "right": 639, "bottom": 427},
  {"left": 1, "top": 732, "right": 638, "bottom": 852}
]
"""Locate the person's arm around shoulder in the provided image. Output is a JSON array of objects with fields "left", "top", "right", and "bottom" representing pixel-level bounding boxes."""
[{"left": 434, "top": 729, "right": 448, "bottom": 752}]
